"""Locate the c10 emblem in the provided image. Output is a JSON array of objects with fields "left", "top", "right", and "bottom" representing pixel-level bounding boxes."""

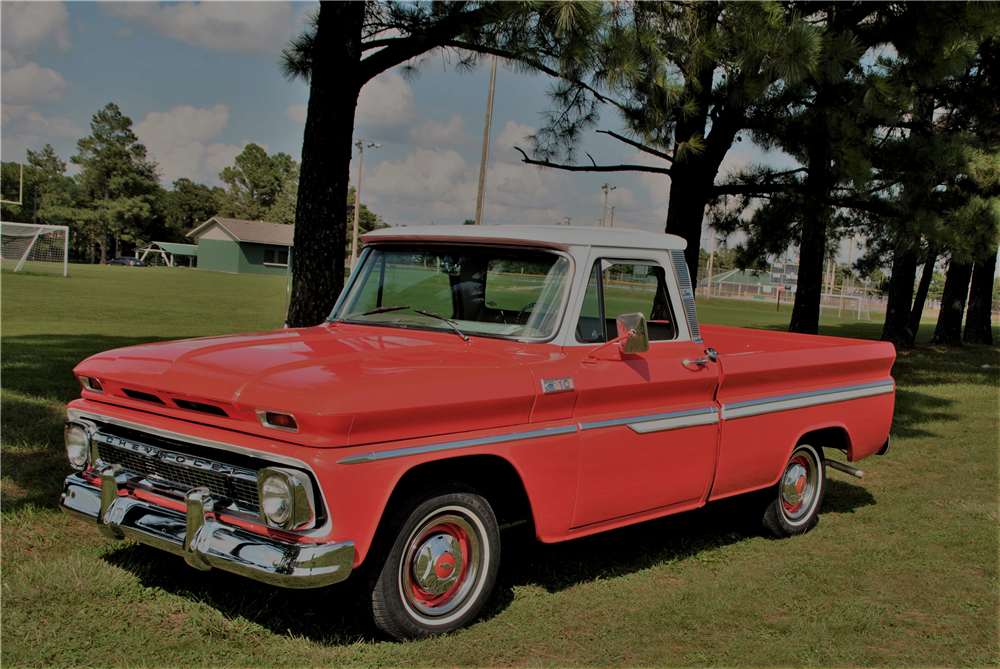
[{"left": 541, "top": 378, "right": 575, "bottom": 394}]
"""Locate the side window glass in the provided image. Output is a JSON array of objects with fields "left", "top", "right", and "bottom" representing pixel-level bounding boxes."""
[{"left": 575, "top": 260, "right": 677, "bottom": 343}]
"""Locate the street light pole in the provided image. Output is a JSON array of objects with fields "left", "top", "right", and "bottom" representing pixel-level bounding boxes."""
[
  {"left": 600, "top": 183, "right": 616, "bottom": 226},
  {"left": 350, "top": 139, "right": 381, "bottom": 271}
]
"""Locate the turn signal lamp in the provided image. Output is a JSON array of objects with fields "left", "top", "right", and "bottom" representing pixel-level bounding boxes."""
[
  {"left": 256, "top": 409, "right": 298, "bottom": 432},
  {"left": 78, "top": 375, "right": 105, "bottom": 393}
]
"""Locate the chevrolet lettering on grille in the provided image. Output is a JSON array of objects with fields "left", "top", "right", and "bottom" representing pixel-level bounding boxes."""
[{"left": 96, "top": 433, "right": 255, "bottom": 479}]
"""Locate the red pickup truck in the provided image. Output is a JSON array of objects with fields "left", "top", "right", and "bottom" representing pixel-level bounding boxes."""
[{"left": 61, "top": 226, "right": 895, "bottom": 639}]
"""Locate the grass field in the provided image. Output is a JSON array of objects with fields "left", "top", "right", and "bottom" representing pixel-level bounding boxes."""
[{"left": 2, "top": 264, "right": 998, "bottom": 667}]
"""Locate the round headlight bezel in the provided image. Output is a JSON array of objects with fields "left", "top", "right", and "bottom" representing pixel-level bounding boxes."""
[
  {"left": 64, "top": 421, "right": 93, "bottom": 471},
  {"left": 256, "top": 467, "right": 316, "bottom": 531}
]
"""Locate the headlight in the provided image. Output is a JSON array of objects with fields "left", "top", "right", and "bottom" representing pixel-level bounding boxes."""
[
  {"left": 257, "top": 468, "right": 315, "bottom": 530},
  {"left": 64, "top": 422, "right": 92, "bottom": 470},
  {"left": 260, "top": 475, "right": 292, "bottom": 526}
]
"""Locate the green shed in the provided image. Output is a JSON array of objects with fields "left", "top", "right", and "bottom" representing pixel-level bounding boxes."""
[{"left": 186, "top": 217, "right": 293, "bottom": 276}]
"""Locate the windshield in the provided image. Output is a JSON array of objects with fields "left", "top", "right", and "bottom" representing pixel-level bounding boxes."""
[{"left": 331, "top": 245, "right": 571, "bottom": 340}]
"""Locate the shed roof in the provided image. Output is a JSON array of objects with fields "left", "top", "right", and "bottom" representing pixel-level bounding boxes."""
[
  {"left": 134, "top": 241, "right": 198, "bottom": 256},
  {"left": 186, "top": 217, "right": 294, "bottom": 246}
]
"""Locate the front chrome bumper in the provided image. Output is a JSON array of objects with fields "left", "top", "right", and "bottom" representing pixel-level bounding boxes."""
[{"left": 61, "top": 469, "right": 354, "bottom": 589}]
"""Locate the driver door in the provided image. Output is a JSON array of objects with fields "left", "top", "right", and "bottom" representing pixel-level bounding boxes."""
[{"left": 568, "top": 259, "right": 720, "bottom": 529}]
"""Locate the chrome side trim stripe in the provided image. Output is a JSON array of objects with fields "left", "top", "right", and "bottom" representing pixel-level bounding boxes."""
[
  {"left": 720, "top": 380, "right": 894, "bottom": 420},
  {"left": 579, "top": 406, "right": 719, "bottom": 433},
  {"left": 337, "top": 425, "right": 578, "bottom": 465}
]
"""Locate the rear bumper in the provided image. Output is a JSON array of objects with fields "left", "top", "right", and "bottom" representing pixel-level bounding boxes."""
[{"left": 61, "top": 471, "right": 354, "bottom": 589}]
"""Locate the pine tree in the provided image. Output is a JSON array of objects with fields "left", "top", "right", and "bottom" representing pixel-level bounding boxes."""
[{"left": 71, "top": 103, "right": 158, "bottom": 262}]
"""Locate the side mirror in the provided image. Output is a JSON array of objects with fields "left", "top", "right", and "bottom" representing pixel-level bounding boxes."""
[{"left": 616, "top": 312, "right": 650, "bottom": 354}]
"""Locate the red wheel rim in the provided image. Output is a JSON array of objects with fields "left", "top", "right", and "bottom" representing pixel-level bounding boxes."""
[
  {"left": 780, "top": 451, "right": 818, "bottom": 523},
  {"left": 400, "top": 511, "right": 482, "bottom": 619}
]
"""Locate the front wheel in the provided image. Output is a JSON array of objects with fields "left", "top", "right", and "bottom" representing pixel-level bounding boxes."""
[
  {"left": 763, "top": 443, "right": 825, "bottom": 538},
  {"left": 368, "top": 489, "right": 500, "bottom": 639}
]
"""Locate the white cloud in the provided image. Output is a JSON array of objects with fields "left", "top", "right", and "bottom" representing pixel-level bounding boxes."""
[
  {"left": 132, "top": 104, "right": 244, "bottom": 186},
  {"left": 97, "top": 2, "right": 312, "bottom": 57},
  {"left": 367, "top": 149, "right": 472, "bottom": 204},
  {"left": 0, "top": 105, "right": 83, "bottom": 162},
  {"left": 0, "top": 2, "right": 72, "bottom": 67},
  {"left": 113, "top": 26, "right": 133, "bottom": 39},
  {"left": 285, "top": 105, "right": 307, "bottom": 124},
  {"left": 0, "top": 62, "right": 69, "bottom": 105},
  {"left": 205, "top": 143, "right": 244, "bottom": 176},
  {"left": 356, "top": 71, "right": 419, "bottom": 129},
  {"left": 408, "top": 114, "right": 472, "bottom": 148},
  {"left": 493, "top": 121, "right": 535, "bottom": 161},
  {"left": 135, "top": 104, "right": 230, "bottom": 153},
  {"left": 363, "top": 149, "right": 576, "bottom": 226}
]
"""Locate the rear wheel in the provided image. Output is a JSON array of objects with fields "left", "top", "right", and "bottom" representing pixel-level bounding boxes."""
[
  {"left": 368, "top": 488, "right": 500, "bottom": 639},
  {"left": 763, "top": 443, "right": 825, "bottom": 538}
]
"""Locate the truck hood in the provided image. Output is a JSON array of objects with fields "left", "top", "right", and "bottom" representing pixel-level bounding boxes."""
[{"left": 74, "top": 323, "right": 536, "bottom": 447}]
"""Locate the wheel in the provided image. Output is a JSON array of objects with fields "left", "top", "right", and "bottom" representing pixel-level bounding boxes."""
[
  {"left": 763, "top": 443, "right": 826, "bottom": 538},
  {"left": 367, "top": 488, "right": 500, "bottom": 639}
]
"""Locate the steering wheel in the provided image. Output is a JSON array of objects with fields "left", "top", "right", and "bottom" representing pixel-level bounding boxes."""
[{"left": 516, "top": 302, "right": 554, "bottom": 325}]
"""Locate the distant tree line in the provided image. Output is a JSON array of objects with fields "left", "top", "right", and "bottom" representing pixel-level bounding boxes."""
[{"left": 1, "top": 102, "right": 382, "bottom": 265}]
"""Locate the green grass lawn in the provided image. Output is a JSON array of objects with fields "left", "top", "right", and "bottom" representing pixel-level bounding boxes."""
[{"left": 2, "top": 264, "right": 998, "bottom": 667}]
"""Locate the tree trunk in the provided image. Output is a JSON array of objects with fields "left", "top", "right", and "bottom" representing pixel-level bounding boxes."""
[
  {"left": 880, "top": 245, "right": 918, "bottom": 348},
  {"left": 907, "top": 249, "right": 937, "bottom": 339},
  {"left": 789, "top": 216, "right": 826, "bottom": 334},
  {"left": 930, "top": 258, "right": 973, "bottom": 346},
  {"left": 665, "top": 167, "right": 715, "bottom": 283},
  {"left": 286, "top": 2, "right": 365, "bottom": 328},
  {"left": 100, "top": 227, "right": 108, "bottom": 264},
  {"left": 963, "top": 247, "right": 997, "bottom": 345}
]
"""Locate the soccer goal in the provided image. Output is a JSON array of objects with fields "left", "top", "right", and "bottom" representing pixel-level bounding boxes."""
[
  {"left": 819, "top": 292, "right": 871, "bottom": 321},
  {"left": 1, "top": 221, "right": 69, "bottom": 276}
]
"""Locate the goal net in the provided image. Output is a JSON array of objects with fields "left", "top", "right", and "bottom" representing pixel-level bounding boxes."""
[{"left": 1, "top": 222, "right": 69, "bottom": 276}]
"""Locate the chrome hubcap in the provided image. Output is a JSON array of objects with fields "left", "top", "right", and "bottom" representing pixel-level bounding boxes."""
[
  {"left": 401, "top": 512, "right": 481, "bottom": 618},
  {"left": 412, "top": 533, "right": 464, "bottom": 595},
  {"left": 780, "top": 453, "right": 817, "bottom": 522}
]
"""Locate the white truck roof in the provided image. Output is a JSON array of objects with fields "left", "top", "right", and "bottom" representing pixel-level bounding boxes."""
[{"left": 363, "top": 225, "right": 687, "bottom": 251}]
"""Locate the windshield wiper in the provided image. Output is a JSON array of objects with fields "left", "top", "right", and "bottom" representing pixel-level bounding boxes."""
[
  {"left": 413, "top": 309, "right": 472, "bottom": 343},
  {"left": 332, "top": 305, "right": 410, "bottom": 323}
]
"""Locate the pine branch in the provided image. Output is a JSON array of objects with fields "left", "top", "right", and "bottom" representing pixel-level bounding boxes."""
[
  {"left": 443, "top": 40, "right": 628, "bottom": 114},
  {"left": 595, "top": 130, "right": 673, "bottom": 163},
  {"left": 513, "top": 147, "right": 671, "bottom": 175}
]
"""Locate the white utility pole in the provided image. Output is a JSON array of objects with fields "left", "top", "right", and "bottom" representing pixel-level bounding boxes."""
[
  {"left": 350, "top": 139, "right": 381, "bottom": 270},
  {"left": 475, "top": 55, "right": 498, "bottom": 225}
]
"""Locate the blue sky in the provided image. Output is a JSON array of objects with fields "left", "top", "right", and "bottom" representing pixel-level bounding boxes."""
[{"left": 2, "top": 1, "right": 792, "bottom": 246}]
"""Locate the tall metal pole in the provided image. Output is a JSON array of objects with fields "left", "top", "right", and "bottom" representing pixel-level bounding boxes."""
[
  {"left": 609, "top": 206, "right": 615, "bottom": 228},
  {"left": 475, "top": 55, "right": 498, "bottom": 225},
  {"left": 350, "top": 140, "right": 365, "bottom": 271},
  {"left": 600, "top": 183, "right": 615, "bottom": 226}
]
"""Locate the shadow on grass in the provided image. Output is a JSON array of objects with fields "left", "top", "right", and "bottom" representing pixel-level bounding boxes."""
[
  {"left": 101, "top": 479, "right": 874, "bottom": 645},
  {"left": 1, "top": 334, "right": 176, "bottom": 404}
]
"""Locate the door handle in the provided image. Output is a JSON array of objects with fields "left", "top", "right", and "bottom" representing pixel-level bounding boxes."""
[{"left": 681, "top": 358, "right": 709, "bottom": 367}]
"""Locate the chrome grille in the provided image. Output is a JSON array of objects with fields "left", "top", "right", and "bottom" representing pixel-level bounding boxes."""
[{"left": 95, "top": 433, "right": 259, "bottom": 514}]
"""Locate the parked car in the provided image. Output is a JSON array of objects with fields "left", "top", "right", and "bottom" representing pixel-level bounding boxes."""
[
  {"left": 61, "top": 226, "right": 895, "bottom": 639},
  {"left": 107, "top": 256, "right": 145, "bottom": 266}
]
